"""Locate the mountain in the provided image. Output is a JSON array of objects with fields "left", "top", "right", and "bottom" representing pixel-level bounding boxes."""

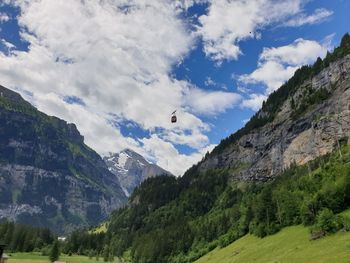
[
  {"left": 0, "top": 86, "right": 127, "bottom": 233},
  {"left": 63, "top": 33, "right": 350, "bottom": 263},
  {"left": 198, "top": 51, "right": 350, "bottom": 181},
  {"left": 104, "top": 149, "right": 172, "bottom": 197}
]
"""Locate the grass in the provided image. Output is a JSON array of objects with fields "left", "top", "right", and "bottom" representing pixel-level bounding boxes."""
[
  {"left": 195, "top": 224, "right": 350, "bottom": 263},
  {"left": 341, "top": 209, "right": 350, "bottom": 218},
  {"left": 8, "top": 252, "right": 104, "bottom": 263},
  {"left": 89, "top": 222, "right": 107, "bottom": 234}
]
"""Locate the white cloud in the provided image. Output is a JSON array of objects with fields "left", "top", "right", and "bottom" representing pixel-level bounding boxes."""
[
  {"left": 183, "top": 86, "right": 241, "bottom": 116},
  {"left": 197, "top": 0, "right": 305, "bottom": 63},
  {"left": 139, "top": 134, "right": 215, "bottom": 176},
  {"left": 239, "top": 38, "right": 329, "bottom": 101},
  {"left": 259, "top": 38, "right": 329, "bottom": 66},
  {"left": 1, "top": 39, "right": 16, "bottom": 49},
  {"left": 241, "top": 93, "right": 267, "bottom": 112},
  {"left": 0, "top": 12, "right": 10, "bottom": 23},
  {"left": 204, "top": 76, "right": 215, "bottom": 86},
  {"left": 284, "top": 8, "right": 333, "bottom": 27},
  {"left": 0, "top": 0, "right": 239, "bottom": 176},
  {"left": 240, "top": 61, "right": 299, "bottom": 94}
]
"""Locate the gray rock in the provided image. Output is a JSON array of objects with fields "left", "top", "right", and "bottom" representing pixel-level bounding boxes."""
[
  {"left": 0, "top": 86, "right": 127, "bottom": 233},
  {"left": 199, "top": 55, "right": 350, "bottom": 181},
  {"left": 104, "top": 149, "right": 172, "bottom": 197}
]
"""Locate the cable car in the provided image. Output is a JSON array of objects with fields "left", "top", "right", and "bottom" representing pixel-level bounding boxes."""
[{"left": 171, "top": 110, "right": 177, "bottom": 123}]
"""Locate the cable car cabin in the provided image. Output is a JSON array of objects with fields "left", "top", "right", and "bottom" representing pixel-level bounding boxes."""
[{"left": 171, "top": 115, "right": 177, "bottom": 123}]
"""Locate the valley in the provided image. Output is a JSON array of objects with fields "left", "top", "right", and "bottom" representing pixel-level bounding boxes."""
[{"left": 0, "top": 1, "right": 349, "bottom": 262}]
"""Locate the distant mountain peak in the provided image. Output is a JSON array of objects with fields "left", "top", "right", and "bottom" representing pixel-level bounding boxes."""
[{"left": 104, "top": 149, "right": 172, "bottom": 197}]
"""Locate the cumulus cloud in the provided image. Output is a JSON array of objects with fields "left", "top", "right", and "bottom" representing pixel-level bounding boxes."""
[
  {"left": 0, "top": 0, "right": 239, "bottom": 175},
  {"left": 139, "top": 134, "right": 215, "bottom": 176},
  {"left": 239, "top": 61, "right": 299, "bottom": 94},
  {"left": 239, "top": 38, "right": 329, "bottom": 110},
  {"left": 183, "top": 86, "right": 241, "bottom": 116},
  {"left": 284, "top": 8, "right": 333, "bottom": 27},
  {"left": 196, "top": 1, "right": 333, "bottom": 64},
  {"left": 259, "top": 38, "right": 329, "bottom": 67},
  {"left": 240, "top": 93, "right": 267, "bottom": 112},
  {"left": 197, "top": 0, "right": 305, "bottom": 63}
]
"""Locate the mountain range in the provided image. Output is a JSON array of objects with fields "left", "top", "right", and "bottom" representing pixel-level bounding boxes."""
[
  {"left": 63, "top": 33, "right": 350, "bottom": 263},
  {"left": 0, "top": 86, "right": 169, "bottom": 233}
]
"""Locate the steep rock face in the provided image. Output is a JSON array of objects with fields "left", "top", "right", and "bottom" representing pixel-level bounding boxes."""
[
  {"left": 199, "top": 55, "right": 350, "bottom": 181},
  {"left": 104, "top": 149, "right": 171, "bottom": 197},
  {"left": 0, "top": 86, "right": 127, "bottom": 233}
]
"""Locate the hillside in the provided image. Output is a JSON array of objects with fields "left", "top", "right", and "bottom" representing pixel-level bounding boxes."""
[
  {"left": 199, "top": 45, "right": 350, "bottom": 181},
  {"left": 195, "top": 222, "right": 350, "bottom": 263},
  {"left": 63, "top": 34, "right": 350, "bottom": 263},
  {"left": 0, "top": 86, "right": 127, "bottom": 233},
  {"left": 104, "top": 148, "right": 171, "bottom": 197}
]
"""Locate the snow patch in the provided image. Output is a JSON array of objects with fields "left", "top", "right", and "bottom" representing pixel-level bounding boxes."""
[
  {"left": 118, "top": 152, "right": 130, "bottom": 168},
  {"left": 121, "top": 186, "right": 130, "bottom": 197}
]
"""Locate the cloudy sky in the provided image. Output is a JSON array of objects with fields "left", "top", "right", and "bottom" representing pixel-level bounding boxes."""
[{"left": 0, "top": 0, "right": 348, "bottom": 175}]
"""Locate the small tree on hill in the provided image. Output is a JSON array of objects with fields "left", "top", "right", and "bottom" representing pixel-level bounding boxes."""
[{"left": 49, "top": 240, "right": 60, "bottom": 262}]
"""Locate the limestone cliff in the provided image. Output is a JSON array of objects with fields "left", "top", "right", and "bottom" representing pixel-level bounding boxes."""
[{"left": 199, "top": 54, "right": 350, "bottom": 181}]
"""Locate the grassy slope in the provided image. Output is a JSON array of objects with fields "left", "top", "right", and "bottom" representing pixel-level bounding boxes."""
[
  {"left": 196, "top": 211, "right": 350, "bottom": 263},
  {"left": 89, "top": 222, "right": 107, "bottom": 234}
]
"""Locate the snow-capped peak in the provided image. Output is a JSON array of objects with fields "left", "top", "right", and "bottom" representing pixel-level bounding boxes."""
[
  {"left": 103, "top": 148, "right": 172, "bottom": 197},
  {"left": 117, "top": 151, "right": 130, "bottom": 168}
]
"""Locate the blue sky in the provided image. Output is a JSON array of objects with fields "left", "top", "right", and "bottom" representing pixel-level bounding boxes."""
[{"left": 0, "top": 0, "right": 349, "bottom": 175}]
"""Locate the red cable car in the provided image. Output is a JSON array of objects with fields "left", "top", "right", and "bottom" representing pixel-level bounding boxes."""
[{"left": 171, "top": 110, "right": 177, "bottom": 123}]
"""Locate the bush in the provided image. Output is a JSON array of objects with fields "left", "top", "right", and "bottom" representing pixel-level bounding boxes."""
[
  {"left": 41, "top": 246, "right": 50, "bottom": 256},
  {"left": 310, "top": 208, "right": 343, "bottom": 238},
  {"left": 341, "top": 216, "right": 350, "bottom": 231}
]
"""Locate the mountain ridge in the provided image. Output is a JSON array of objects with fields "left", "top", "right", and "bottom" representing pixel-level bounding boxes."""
[
  {"left": 0, "top": 85, "right": 127, "bottom": 233},
  {"left": 104, "top": 148, "right": 172, "bottom": 197}
]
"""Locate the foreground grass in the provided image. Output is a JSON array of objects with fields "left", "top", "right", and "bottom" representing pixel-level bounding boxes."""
[
  {"left": 8, "top": 252, "right": 103, "bottom": 263},
  {"left": 195, "top": 224, "right": 350, "bottom": 263}
]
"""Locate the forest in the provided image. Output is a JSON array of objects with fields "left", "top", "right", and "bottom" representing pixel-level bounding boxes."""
[{"left": 62, "top": 142, "right": 350, "bottom": 263}]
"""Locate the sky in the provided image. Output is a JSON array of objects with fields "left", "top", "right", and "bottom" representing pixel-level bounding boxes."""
[{"left": 0, "top": 0, "right": 349, "bottom": 176}]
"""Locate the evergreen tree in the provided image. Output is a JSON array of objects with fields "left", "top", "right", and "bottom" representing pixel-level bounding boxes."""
[
  {"left": 49, "top": 241, "right": 60, "bottom": 262},
  {"left": 103, "top": 245, "right": 109, "bottom": 262},
  {"left": 340, "top": 33, "right": 350, "bottom": 48}
]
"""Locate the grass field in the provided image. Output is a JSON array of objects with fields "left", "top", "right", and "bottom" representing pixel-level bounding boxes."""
[
  {"left": 195, "top": 225, "right": 350, "bottom": 263},
  {"left": 8, "top": 252, "right": 108, "bottom": 263}
]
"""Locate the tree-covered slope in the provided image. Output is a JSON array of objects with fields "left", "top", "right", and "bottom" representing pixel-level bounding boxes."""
[
  {"left": 0, "top": 86, "right": 127, "bottom": 233},
  {"left": 64, "top": 138, "right": 350, "bottom": 263},
  {"left": 63, "top": 33, "right": 350, "bottom": 262}
]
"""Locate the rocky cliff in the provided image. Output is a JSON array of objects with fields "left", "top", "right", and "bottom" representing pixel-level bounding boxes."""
[
  {"left": 199, "top": 54, "right": 350, "bottom": 181},
  {"left": 0, "top": 86, "right": 127, "bottom": 233},
  {"left": 104, "top": 149, "right": 171, "bottom": 197}
]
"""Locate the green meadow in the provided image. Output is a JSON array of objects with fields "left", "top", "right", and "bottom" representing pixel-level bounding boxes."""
[
  {"left": 8, "top": 252, "right": 106, "bottom": 263},
  {"left": 195, "top": 224, "right": 350, "bottom": 263}
]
